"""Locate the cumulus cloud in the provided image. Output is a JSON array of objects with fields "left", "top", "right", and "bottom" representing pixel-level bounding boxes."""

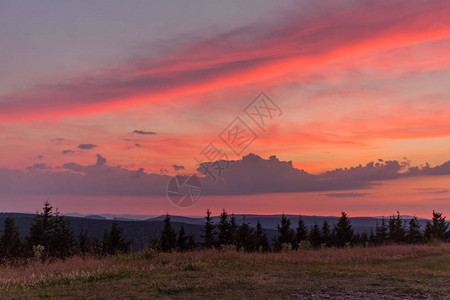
[
  {"left": 0, "top": 155, "right": 169, "bottom": 196},
  {"left": 0, "top": 154, "right": 448, "bottom": 197},
  {"left": 96, "top": 154, "right": 107, "bottom": 166},
  {"left": 198, "top": 154, "right": 450, "bottom": 195},
  {"left": 78, "top": 144, "right": 97, "bottom": 150},
  {"left": 406, "top": 161, "right": 450, "bottom": 175}
]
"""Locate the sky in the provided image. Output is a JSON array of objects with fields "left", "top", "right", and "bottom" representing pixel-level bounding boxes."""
[{"left": 0, "top": 0, "right": 449, "bottom": 217}]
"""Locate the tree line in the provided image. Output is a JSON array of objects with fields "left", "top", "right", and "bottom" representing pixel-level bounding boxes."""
[
  {"left": 1, "top": 202, "right": 449, "bottom": 264},
  {"left": 157, "top": 209, "right": 449, "bottom": 252},
  {"left": 0, "top": 201, "right": 130, "bottom": 263}
]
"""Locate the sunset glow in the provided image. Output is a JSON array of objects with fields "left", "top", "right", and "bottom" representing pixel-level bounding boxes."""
[{"left": 0, "top": 0, "right": 449, "bottom": 217}]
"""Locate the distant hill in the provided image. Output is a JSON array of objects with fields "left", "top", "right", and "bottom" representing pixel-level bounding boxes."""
[
  {"left": 64, "top": 213, "right": 158, "bottom": 220},
  {"left": 84, "top": 215, "right": 108, "bottom": 220}
]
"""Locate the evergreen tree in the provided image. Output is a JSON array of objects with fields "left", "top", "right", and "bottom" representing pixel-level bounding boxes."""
[
  {"left": 78, "top": 229, "right": 90, "bottom": 255},
  {"left": 332, "top": 212, "right": 354, "bottom": 247},
  {"left": 217, "top": 209, "right": 231, "bottom": 246},
  {"left": 425, "top": 211, "right": 449, "bottom": 241},
  {"left": 369, "top": 230, "right": 376, "bottom": 246},
  {"left": 27, "top": 201, "right": 75, "bottom": 260},
  {"left": 388, "top": 211, "right": 405, "bottom": 243},
  {"left": 406, "top": 216, "right": 423, "bottom": 244},
  {"left": 375, "top": 217, "right": 388, "bottom": 245},
  {"left": 352, "top": 233, "right": 361, "bottom": 246},
  {"left": 176, "top": 226, "right": 189, "bottom": 251},
  {"left": 236, "top": 219, "right": 254, "bottom": 252},
  {"left": 321, "top": 220, "right": 331, "bottom": 246},
  {"left": 295, "top": 217, "right": 308, "bottom": 245},
  {"left": 107, "top": 220, "right": 129, "bottom": 254},
  {"left": 51, "top": 214, "right": 74, "bottom": 259},
  {"left": 0, "top": 217, "right": 22, "bottom": 261},
  {"left": 274, "top": 214, "right": 295, "bottom": 251},
  {"left": 27, "top": 201, "right": 55, "bottom": 259},
  {"left": 354, "top": 232, "right": 369, "bottom": 247},
  {"left": 201, "top": 209, "right": 215, "bottom": 248},
  {"left": 187, "top": 234, "right": 197, "bottom": 251},
  {"left": 229, "top": 214, "right": 238, "bottom": 245},
  {"left": 309, "top": 223, "right": 322, "bottom": 248},
  {"left": 254, "top": 220, "right": 269, "bottom": 252},
  {"left": 160, "top": 214, "right": 177, "bottom": 252},
  {"left": 102, "top": 229, "right": 110, "bottom": 255}
]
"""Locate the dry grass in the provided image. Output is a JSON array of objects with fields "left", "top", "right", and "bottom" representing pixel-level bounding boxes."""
[{"left": 0, "top": 243, "right": 449, "bottom": 299}]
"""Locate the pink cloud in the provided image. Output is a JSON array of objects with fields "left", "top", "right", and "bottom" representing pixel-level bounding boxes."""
[{"left": 1, "top": 0, "right": 450, "bottom": 123}]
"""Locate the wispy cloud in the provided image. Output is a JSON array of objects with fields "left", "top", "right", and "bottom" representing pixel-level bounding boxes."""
[
  {"left": 1, "top": 0, "right": 450, "bottom": 123},
  {"left": 324, "top": 192, "right": 369, "bottom": 198},
  {"left": 78, "top": 144, "right": 97, "bottom": 150},
  {"left": 62, "top": 149, "right": 75, "bottom": 155},
  {"left": 132, "top": 130, "right": 156, "bottom": 135}
]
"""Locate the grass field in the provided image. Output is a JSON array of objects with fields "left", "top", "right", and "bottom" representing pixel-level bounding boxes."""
[{"left": 0, "top": 244, "right": 449, "bottom": 299}]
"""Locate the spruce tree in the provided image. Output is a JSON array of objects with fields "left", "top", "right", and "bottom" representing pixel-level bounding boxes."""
[
  {"left": 369, "top": 230, "right": 376, "bottom": 246},
  {"left": 332, "top": 212, "right": 354, "bottom": 247},
  {"left": 275, "top": 214, "right": 295, "bottom": 251},
  {"left": 217, "top": 209, "right": 231, "bottom": 246},
  {"left": 108, "top": 220, "right": 129, "bottom": 254},
  {"left": 424, "top": 211, "right": 449, "bottom": 241},
  {"left": 388, "top": 211, "right": 405, "bottom": 243},
  {"left": 406, "top": 216, "right": 423, "bottom": 244},
  {"left": 160, "top": 214, "right": 177, "bottom": 252},
  {"left": 309, "top": 223, "right": 322, "bottom": 248},
  {"left": 295, "top": 217, "right": 308, "bottom": 244},
  {"left": 255, "top": 220, "right": 269, "bottom": 252},
  {"left": 359, "top": 232, "right": 369, "bottom": 247},
  {"left": 51, "top": 214, "right": 74, "bottom": 259},
  {"left": 375, "top": 217, "right": 388, "bottom": 245},
  {"left": 236, "top": 219, "right": 254, "bottom": 252},
  {"left": 352, "top": 233, "right": 361, "bottom": 246},
  {"left": 187, "top": 234, "right": 197, "bottom": 251},
  {"left": 78, "top": 229, "right": 90, "bottom": 255},
  {"left": 229, "top": 214, "right": 238, "bottom": 245},
  {"left": 176, "top": 226, "right": 189, "bottom": 251},
  {"left": 27, "top": 201, "right": 55, "bottom": 259},
  {"left": 201, "top": 209, "right": 215, "bottom": 248},
  {"left": 102, "top": 229, "right": 110, "bottom": 255},
  {"left": 0, "top": 217, "right": 22, "bottom": 261},
  {"left": 26, "top": 201, "right": 75, "bottom": 260},
  {"left": 321, "top": 220, "right": 330, "bottom": 246}
]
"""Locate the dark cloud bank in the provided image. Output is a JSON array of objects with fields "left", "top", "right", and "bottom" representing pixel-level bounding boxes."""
[{"left": 0, "top": 154, "right": 448, "bottom": 196}]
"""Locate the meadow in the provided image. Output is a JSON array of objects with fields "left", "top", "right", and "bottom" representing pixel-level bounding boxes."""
[{"left": 0, "top": 243, "right": 449, "bottom": 299}]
